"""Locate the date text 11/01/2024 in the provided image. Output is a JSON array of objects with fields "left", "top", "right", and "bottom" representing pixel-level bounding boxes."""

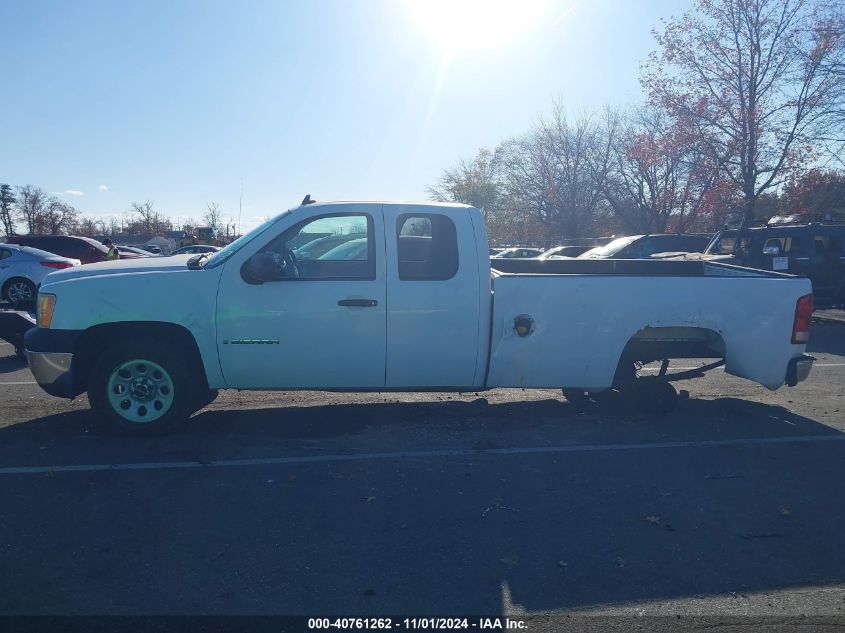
[{"left": 307, "top": 618, "right": 527, "bottom": 630}]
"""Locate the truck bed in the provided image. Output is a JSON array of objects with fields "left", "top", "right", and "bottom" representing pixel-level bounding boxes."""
[{"left": 485, "top": 259, "right": 810, "bottom": 391}]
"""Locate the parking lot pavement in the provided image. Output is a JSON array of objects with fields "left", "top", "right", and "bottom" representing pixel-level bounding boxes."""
[{"left": 0, "top": 325, "right": 843, "bottom": 617}]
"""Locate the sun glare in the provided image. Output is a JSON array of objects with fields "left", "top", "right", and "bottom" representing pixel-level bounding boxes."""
[{"left": 408, "top": 0, "right": 552, "bottom": 55}]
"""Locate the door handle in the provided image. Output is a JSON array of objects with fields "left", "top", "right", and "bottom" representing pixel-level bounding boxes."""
[{"left": 338, "top": 298, "right": 378, "bottom": 307}]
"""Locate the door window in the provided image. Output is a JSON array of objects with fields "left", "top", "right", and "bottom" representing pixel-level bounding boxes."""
[
  {"left": 761, "top": 235, "right": 805, "bottom": 255},
  {"left": 396, "top": 214, "right": 458, "bottom": 280},
  {"left": 262, "top": 213, "right": 375, "bottom": 280}
]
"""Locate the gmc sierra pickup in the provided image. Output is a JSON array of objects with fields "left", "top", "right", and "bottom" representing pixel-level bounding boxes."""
[{"left": 26, "top": 200, "right": 815, "bottom": 433}]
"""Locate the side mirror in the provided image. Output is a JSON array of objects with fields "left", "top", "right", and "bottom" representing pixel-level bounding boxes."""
[
  {"left": 763, "top": 240, "right": 782, "bottom": 256},
  {"left": 241, "top": 252, "right": 278, "bottom": 284}
]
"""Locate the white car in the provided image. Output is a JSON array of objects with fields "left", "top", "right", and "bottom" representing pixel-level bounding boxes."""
[
  {"left": 27, "top": 201, "right": 814, "bottom": 433},
  {"left": 0, "top": 244, "right": 80, "bottom": 303}
]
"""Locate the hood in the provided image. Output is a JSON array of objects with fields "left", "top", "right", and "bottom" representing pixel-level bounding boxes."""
[{"left": 42, "top": 254, "right": 195, "bottom": 284}]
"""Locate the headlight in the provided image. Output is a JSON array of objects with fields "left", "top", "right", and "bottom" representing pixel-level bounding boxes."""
[{"left": 38, "top": 294, "right": 56, "bottom": 328}]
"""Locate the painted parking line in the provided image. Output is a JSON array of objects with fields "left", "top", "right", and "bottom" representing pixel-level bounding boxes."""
[
  {"left": 0, "top": 381, "right": 37, "bottom": 385},
  {"left": 0, "top": 434, "right": 843, "bottom": 476}
]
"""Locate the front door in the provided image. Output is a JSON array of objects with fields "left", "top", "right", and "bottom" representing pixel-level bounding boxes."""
[{"left": 216, "top": 205, "right": 387, "bottom": 389}]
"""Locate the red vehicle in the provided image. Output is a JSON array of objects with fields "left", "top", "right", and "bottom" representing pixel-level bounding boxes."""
[{"left": 5, "top": 235, "right": 141, "bottom": 263}]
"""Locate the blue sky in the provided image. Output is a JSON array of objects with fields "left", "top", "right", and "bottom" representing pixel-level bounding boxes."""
[{"left": 0, "top": 0, "right": 693, "bottom": 231}]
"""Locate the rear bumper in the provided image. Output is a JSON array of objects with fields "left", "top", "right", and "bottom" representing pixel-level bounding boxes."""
[{"left": 785, "top": 354, "right": 814, "bottom": 387}]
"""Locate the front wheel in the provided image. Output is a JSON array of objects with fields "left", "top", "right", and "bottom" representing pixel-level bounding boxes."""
[
  {"left": 88, "top": 339, "right": 197, "bottom": 433},
  {"left": 3, "top": 278, "right": 36, "bottom": 304}
]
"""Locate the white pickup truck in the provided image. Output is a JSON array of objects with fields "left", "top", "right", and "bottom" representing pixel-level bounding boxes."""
[{"left": 26, "top": 200, "right": 815, "bottom": 433}]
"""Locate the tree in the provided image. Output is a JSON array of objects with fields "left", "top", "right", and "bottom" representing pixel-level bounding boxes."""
[
  {"left": 428, "top": 148, "right": 503, "bottom": 216},
  {"left": 602, "top": 106, "right": 724, "bottom": 233},
  {"left": 77, "top": 216, "right": 98, "bottom": 237},
  {"left": 202, "top": 202, "right": 224, "bottom": 234},
  {"left": 44, "top": 199, "right": 78, "bottom": 235},
  {"left": 0, "top": 184, "right": 16, "bottom": 236},
  {"left": 128, "top": 200, "right": 172, "bottom": 236},
  {"left": 643, "top": 0, "right": 845, "bottom": 223},
  {"left": 784, "top": 168, "right": 845, "bottom": 216},
  {"left": 499, "top": 106, "right": 612, "bottom": 239},
  {"left": 15, "top": 185, "right": 50, "bottom": 234}
]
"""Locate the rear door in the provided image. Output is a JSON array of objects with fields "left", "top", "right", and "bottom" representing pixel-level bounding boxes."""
[{"left": 384, "top": 205, "right": 480, "bottom": 388}]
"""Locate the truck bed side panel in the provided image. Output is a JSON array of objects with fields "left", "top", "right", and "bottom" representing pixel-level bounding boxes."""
[{"left": 487, "top": 274, "right": 812, "bottom": 391}]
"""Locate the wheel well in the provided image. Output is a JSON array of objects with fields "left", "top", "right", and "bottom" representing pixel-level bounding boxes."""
[
  {"left": 72, "top": 322, "right": 209, "bottom": 394},
  {"left": 614, "top": 326, "right": 726, "bottom": 383}
]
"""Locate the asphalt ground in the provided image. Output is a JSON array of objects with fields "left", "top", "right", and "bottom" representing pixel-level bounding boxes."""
[{"left": 0, "top": 324, "right": 843, "bottom": 627}]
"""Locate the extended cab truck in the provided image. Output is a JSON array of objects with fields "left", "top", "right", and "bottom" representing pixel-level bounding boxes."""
[{"left": 25, "top": 201, "right": 815, "bottom": 433}]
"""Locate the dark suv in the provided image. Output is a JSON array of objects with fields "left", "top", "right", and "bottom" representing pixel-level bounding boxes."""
[
  {"left": 6, "top": 235, "right": 110, "bottom": 264},
  {"left": 705, "top": 223, "right": 845, "bottom": 305}
]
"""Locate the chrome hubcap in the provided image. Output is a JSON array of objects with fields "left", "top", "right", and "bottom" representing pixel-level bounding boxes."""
[{"left": 107, "top": 359, "right": 174, "bottom": 423}]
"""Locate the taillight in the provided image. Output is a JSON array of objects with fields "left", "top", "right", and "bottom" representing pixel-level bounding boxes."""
[
  {"left": 40, "top": 261, "right": 73, "bottom": 269},
  {"left": 791, "top": 294, "right": 813, "bottom": 344}
]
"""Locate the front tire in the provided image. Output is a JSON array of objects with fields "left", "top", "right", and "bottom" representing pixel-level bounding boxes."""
[{"left": 88, "top": 339, "right": 197, "bottom": 434}]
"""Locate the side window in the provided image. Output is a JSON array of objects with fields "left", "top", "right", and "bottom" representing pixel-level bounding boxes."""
[
  {"left": 626, "top": 238, "right": 653, "bottom": 258},
  {"left": 761, "top": 235, "right": 805, "bottom": 255},
  {"left": 39, "top": 238, "right": 63, "bottom": 255},
  {"left": 64, "top": 240, "right": 89, "bottom": 257},
  {"left": 262, "top": 213, "right": 374, "bottom": 280},
  {"left": 397, "top": 214, "right": 458, "bottom": 281},
  {"left": 829, "top": 235, "right": 843, "bottom": 253}
]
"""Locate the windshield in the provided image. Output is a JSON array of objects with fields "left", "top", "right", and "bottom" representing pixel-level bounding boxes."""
[
  {"left": 705, "top": 230, "right": 754, "bottom": 255},
  {"left": 203, "top": 212, "right": 288, "bottom": 269},
  {"left": 578, "top": 236, "right": 639, "bottom": 258}
]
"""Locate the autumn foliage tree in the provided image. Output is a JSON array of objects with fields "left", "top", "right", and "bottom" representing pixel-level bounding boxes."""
[
  {"left": 602, "top": 107, "right": 726, "bottom": 233},
  {"left": 643, "top": 0, "right": 845, "bottom": 224}
]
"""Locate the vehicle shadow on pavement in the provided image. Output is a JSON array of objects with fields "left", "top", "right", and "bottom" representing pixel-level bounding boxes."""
[
  {"left": 3, "top": 394, "right": 838, "bottom": 447},
  {"left": 0, "top": 353, "right": 26, "bottom": 374},
  {"left": 0, "top": 398, "right": 843, "bottom": 614},
  {"left": 806, "top": 323, "right": 845, "bottom": 356}
]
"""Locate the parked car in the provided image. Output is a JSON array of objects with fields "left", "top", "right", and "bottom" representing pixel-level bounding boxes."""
[
  {"left": 703, "top": 222, "right": 845, "bottom": 305},
  {"left": 170, "top": 245, "right": 221, "bottom": 256},
  {"left": 6, "top": 235, "right": 111, "bottom": 264},
  {"left": 0, "top": 243, "right": 80, "bottom": 302},
  {"left": 27, "top": 200, "right": 813, "bottom": 433},
  {"left": 132, "top": 244, "right": 163, "bottom": 255},
  {"left": 537, "top": 245, "right": 592, "bottom": 259},
  {"left": 579, "top": 234, "right": 711, "bottom": 259},
  {"left": 114, "top": 246, "right": 149, "bottom": 259},
  {"left": 492, "top": 247, "right": 544, "bottom": 258}
]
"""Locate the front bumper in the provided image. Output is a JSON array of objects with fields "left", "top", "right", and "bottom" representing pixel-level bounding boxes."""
[
  {"left": 26, "top": 351, "right": 76, "bottom": 398},
  {"left": 785, "top": 354, "right": 814, "bottom": 387},
  {"left": 25, "top": 327, "right": 82, "bottom": 399}
]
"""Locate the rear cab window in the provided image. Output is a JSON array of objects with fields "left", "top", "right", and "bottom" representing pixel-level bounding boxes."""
[{"left": 396, "top": 214, "right": 459, "bottom": 281}]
